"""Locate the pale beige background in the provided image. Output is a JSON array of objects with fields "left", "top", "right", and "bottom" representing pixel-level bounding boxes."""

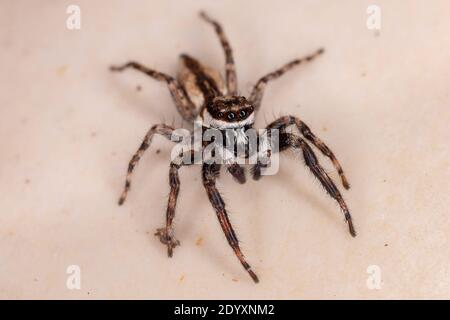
[{"left": 0, "top": 0, "right": 449, "bottom": 299}]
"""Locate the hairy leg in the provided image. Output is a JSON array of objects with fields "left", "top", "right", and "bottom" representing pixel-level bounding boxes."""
[
  {"left": 118, "top": 124, "right": 175, "bottom": 205},
  {"left": 110, "top": 61, "right": 196, "bottom": 121},
  {"left": 202, "top": 163, "right": 259, "bottom": 283},
  {"left": 155, "top": 150, "right": 195, "bottom": 257},
  {"left": 261, "top": 115, "right": 350, "bottom": 189},
  {"left": 294, "top": 135, "right": 356, "bottom": 236},
  {"left": 249, "top": 48, "right": 324, "bottom": 111},
  {"left": 199, "top": 11, "right": 238, "bottom": 95},
  {"left": 255, "top": 132, "right": 356, "bottom": 237},
  {"left": 227, "top": 163, "right": 246, "bottom": 184}
]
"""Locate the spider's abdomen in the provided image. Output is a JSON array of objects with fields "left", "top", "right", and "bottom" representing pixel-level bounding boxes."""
[{"left": 177, "top": 54, "right": 227, "bottom": 112}]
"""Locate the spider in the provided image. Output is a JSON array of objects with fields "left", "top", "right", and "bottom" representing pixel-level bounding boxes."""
[{"left": 110, "top": 11, "right": 355, "bottom": 283}]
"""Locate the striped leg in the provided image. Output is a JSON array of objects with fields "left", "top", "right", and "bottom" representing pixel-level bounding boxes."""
[
  {"left": 227, "top": 163, "right": 246, "bottom": 184},
  {"left": 262, "top": 116, "right": 350, "bottom": 189},
  {"left": 249, "top": 48, "right": 324, "bottom": 111},
  {"left": 295, "top": 120, "right": 350, "bottom": 189},
  {"left": 200, "top": 11, "right": 238, "bottom": 95},
  {"left": 283, "top": 134, "right": 356, "bottom": 237},
  {"left": 202, "top": 163, "right": 259, "bottom": 283},
  {"left": 155, "top": 150, "right": 194, "bottom": 257},
  {"left": 110, "top": 61, "right": 196, "bottom": 121},
  {"left": 118, "top": 124, "right": 175, "bottom": 205}
]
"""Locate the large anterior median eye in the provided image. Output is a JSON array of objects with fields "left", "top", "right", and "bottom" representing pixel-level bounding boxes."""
[
  {"left": 239, "top": 110, "right": 246, "bottom": 118},
  {"left": 227, "top": 112, "right": 235, "bottom": 120}
]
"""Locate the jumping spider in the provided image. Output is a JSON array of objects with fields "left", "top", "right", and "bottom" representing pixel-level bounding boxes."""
[{"left": 111, "top": 11, "right": 355, "bottom": 283}]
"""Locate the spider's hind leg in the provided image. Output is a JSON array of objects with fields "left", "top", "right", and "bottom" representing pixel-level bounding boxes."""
[{"left": 110, "top": 61, "right": 196, "bottom": 121}]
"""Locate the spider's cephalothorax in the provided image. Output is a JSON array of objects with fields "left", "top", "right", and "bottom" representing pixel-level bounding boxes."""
[
  {"left": 111, "top": 11, "right": 355, "bottom": 284},
  {"left": 201, "top": 96, "right": 255, "bottom": 130}
]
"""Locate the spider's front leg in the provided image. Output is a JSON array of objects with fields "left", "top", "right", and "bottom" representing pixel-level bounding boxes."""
[
  {"left": 117, "top": 124, "right": 176, "bottom": 205},
  {"left": 202, "top": 163, "right": 259, "bottom": 283},
  {"left": 249, "top": 48, "right": 324, "bottom": 111}
]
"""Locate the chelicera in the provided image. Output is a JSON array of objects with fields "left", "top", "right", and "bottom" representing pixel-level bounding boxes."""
[{"left": 111, "top": 11, "right": 355, "bottom": 283}]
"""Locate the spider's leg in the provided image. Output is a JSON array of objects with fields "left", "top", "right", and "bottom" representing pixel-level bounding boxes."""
[
  {"left": 118, "top": 124, "right": 175, "bottom": 205},
  {"left": 294, "top": 119, "right": 350, "bottom": 189},
  {"left": 249, "top": 48, "right": 324, "bottom": 111},
  {"left": 256, "top": 116, "right": 350, "bottom": 189},
  {"left": 155, "top": 150, "right": 195, "bottom": 257},
  {"left": 226, "top": 163, "right": 246, "bottom": 184},
  {"left": 282, "top": 133, "right": 356, "bottom": 237},
  {"left": 199, "top": 11, "right": 238, "bottom": 95},
  {"left": 202, "top": 163, "right": 259, "bottom": 283},
  {"left": 110, "top": 61, "right": 196, "bottom": 121}
]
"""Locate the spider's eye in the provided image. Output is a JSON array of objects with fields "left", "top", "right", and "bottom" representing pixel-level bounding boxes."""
[
  {"left": 239, "top": 110, "right": 246, "bottom": 118},
  {"left": 227, "top": 112, "right": 235, "bottom": 120},
  {"left": 217, "top": 112, "right": 224, "bottom": 117}
]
